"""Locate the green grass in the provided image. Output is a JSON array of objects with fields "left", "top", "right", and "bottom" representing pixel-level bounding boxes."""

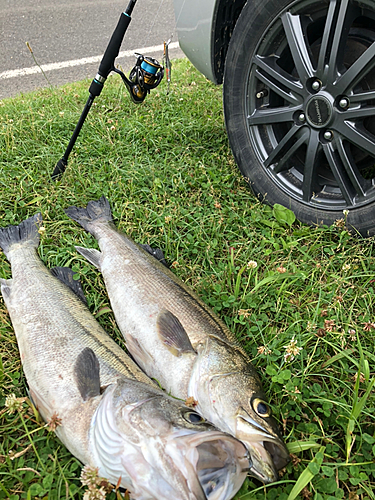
[{"left": 0, "top": 58, "right": 374, "bottom": 499}]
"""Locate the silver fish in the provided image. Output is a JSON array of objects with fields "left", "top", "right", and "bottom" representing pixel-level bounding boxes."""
[
  {"left": 65, "top": 196, "right": 290, "bottom": 483},
  {"left": 0, "top": 214, "right": 250, "bottom": 500}
]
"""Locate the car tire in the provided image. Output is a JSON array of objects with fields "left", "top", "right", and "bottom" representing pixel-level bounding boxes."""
[{"left": 223, "top": 0, "right": 375, "bottom": 236}]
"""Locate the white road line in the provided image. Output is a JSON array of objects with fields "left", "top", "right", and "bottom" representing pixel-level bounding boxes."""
[{"left": 0, "top": 42, "right": 180, "bottom": 80}]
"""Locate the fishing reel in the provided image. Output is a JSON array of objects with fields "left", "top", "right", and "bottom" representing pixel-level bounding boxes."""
[{"left": 114, "top": 54, "right": 164, "bottom": 104}]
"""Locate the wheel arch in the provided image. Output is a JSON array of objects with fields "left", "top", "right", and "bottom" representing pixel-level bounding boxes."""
[
  {"left": 211, "top": 0, "right": 248, "bottom": 84},
  {"left": 173, "top": 0, "right": 247, "bottom": 84}
]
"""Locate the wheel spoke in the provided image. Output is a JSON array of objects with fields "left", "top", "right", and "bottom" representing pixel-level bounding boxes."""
[
  {"left": 316, "top": 0, "right": 339, "bottom": 78},
  {"left": 281, "top": 12, "right": 314, "bottom": 83},
  {"left": 334, "top": 41, "right": 375, "bottom": 95},
  {"left": 323, "top": 142, "right": 356, "bottom": 204},
  {"left": 248, "top": 106, "right": 299, "bottom": 126},
  {"left": 340, "top": 105, "right": 375, "bottom": 120},
  {"left": 335, "top": 120, "right": 375, "bottom": 157},
  {"left": 302, "top": 129, "right": 321, "bottom": 201},
  {"left": 254, "top": 69, "right": 302, "bottom": 105},
  {"left": 324, "top": 0, "right": 359, "bottom": 90},
  {"left": 274, "top": 129, "right": 309, "bottom": 173},
  {"left": 264, "top": 124, "right": 302, "bottom": 168},
  {"left": 350, "top": 90, "right": 375, "bottom": 104},
  {"left": 335, "top": 137, "right": 372, "bottom": 198},
  {"left": 253, "top": 55, "right": 305, "bottom": 98}
]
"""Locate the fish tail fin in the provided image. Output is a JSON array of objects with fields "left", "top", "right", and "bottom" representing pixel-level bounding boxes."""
[
  {"left": 64, "top": 196, "right": 112, "bottom": 234},
  {"left": 0, "top": 213, "right": 42, "bottom": 259}
]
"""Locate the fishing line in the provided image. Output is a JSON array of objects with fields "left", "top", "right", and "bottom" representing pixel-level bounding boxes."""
[
  {"left": 173, "top": 0, "right": 188, "bottom": 31},
  {"left": 142, "top": 0, "right": 167, "bottom": 49},
  {"left": 141, "top": 0, "right": 176, "bottom": 94}
]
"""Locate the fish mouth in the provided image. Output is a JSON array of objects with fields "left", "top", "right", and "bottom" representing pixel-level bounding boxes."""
[
  {"left": 171, "top": 431, "right": 250, "bottom": 500},
  {"left": 245, "top": 438, "right": 290, "bottom": 483},
  {"left": 264, "top": 439, "right": 290, "bottom": 471},
  {"left": 237, "top": 416, "right": 290, "bottom": 484}
]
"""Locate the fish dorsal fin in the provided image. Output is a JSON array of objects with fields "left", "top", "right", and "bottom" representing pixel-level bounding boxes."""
[
  {"left": 140, "top": 244, "right": 169, "bottom": 268},
  {"left": 74, "top": 347, "right": 101, "bottom": 401},
  {"left": 50, "top": 267, "right": 88, "bottom": 305},
  {"left": 156, "top": 309, "right": 196, "bottom": 357},
  {"left": 75, "top": 246, "right": 102, "bottom": 270}
]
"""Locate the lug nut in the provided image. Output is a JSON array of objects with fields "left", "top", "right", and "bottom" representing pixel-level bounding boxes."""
[
  {"left": 324, "top": 130, "right": 333, "bottom": 140},
  {"left": 339, "top": 97, "right": 349, "bottom": 109},
  {"left": 298, "top": 113, "right": 306, "bottom": 122},
  {"left": 311, "top": 80, "right": 322, "bottom": 91}
]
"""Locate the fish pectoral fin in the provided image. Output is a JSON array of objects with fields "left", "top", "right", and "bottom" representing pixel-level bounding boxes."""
[
  {"left": 139, "top": 244, "right": 169, "bottom": 268},
  {"left": 0, "top": 278, "right": 12, "bottom": 298},
  {"left": 50, "top": 267, "right": 88, "bottom": 305},
  {"left": 157, "top": 309, "right": 197, "bottom": 357},
  {"left": 75, "top": 246, "right": 102, "bottom": 270},
  {"left": 74, "top": 347, "right": 101, "bottom": 401},
  {"left": 126, "top": 334, "right": 154, "bottom": 367}
]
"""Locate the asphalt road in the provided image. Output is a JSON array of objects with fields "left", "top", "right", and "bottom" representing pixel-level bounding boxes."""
[{"left": 0, "top": 0, "right": 184, "bottom": 99}]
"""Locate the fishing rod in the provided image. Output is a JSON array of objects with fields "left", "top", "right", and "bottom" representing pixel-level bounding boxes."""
[{"left": 52, "top": 0, "right": 164, "bottom": 179}]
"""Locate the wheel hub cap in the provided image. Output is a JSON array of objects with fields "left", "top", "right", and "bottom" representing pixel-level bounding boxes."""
[{"left": 305, "top": 95, "right": 332, "bottom": 128}]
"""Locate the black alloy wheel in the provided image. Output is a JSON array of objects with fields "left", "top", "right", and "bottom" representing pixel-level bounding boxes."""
[{"left": 223, "top": 0, "right": 375, "bottom": 236}]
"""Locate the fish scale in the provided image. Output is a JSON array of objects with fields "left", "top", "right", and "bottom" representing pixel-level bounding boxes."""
[
  {"left": 2, "top": 237, "right": 153, "bottom": 465},
  {"left": 101, "top": 224, "right": 244, "bottom": 350},
  {"left": 7, "top": 246, "right": 146, "bottom": 387},
  {"left": 65, "top": 196, "right": 290, "bottom": 485},
  {"left": 84, "top": 223, "right": 246, "bottom": 368},
  {"left": 0, "top": 212, "right": 250, "bottom": 500}
]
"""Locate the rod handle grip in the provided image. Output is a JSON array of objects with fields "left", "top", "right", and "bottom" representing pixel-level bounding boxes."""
[{"left": 98, "top": 12, "right": 131, "bottom": 78}]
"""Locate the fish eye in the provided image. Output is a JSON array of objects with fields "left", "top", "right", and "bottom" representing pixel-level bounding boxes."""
[
  {"left": 252, "top": 398, "right": 271, "bottom": 417},
  {"left": 184, "top": 411, "right": 205, "bottom": 423}
]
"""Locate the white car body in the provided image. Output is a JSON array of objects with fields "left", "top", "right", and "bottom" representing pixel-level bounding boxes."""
[{"left": 173, "top": 0, "right": 247, "bottom": 84}]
